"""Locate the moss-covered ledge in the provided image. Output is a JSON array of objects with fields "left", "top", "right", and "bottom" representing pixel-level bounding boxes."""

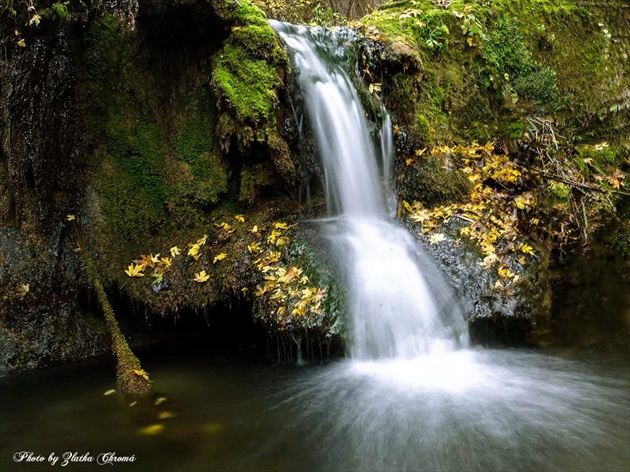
[{"left": 210, "top": 0, "right": 296, "bottom": 186}]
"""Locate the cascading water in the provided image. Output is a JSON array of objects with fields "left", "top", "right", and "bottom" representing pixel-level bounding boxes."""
[
  {"left": 271, "top": 21, "right": 468, "bottom": 359},
  {"left": 258, "top": 23, "right": 629, "bottom": 472}
]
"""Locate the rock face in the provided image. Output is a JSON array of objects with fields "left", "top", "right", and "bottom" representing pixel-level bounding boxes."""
[
  {"left": 1, "top": 0, "right": 628, "bottom": 372},
  {"left": 0, "top": 0, "right": 331, "bottom": 373},
  {"left": 354, "top": 0, "right": 629, "bottom": 344}
]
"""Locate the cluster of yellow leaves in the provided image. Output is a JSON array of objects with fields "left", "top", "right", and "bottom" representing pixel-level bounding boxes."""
[
  {"left": 250, "top": 222, "right": 328, "bottom": 328},
  {"left": 187, "top": 234, "right": 208, "bottom": 261},
  {"left": 123, "top": 212, "right": 251, "bottom": 288},
  {"left": 125, "top": 252, "right": 173, "bottom": 283},
  {"left": 405, "top": 142, "right": 538, "bottom": 290}
]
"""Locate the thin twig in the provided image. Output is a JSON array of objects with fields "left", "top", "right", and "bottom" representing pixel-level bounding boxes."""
[{"left": 534, "top": 171, "right": 630, "bottom": 197}]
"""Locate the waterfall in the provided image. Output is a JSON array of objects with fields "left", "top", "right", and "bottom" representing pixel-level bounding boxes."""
[{"left": 271, "top": 21, "right": 468, "bottom": 360}]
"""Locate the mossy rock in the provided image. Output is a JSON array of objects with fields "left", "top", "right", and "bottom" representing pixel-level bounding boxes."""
[
  {"left": 400, "top": 154, "right": 472, "bottom": 206},
  {"left": 361, "top": 0, "right": 630, "bottom": 143}
]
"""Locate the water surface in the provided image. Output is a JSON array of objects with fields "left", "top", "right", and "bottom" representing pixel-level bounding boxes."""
[{"left": 1, "top": 343, "right": 628, "bottom": 471}]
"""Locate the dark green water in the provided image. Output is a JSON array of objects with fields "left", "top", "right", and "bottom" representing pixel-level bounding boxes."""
[{"left": 1, "top": 339, "right": 629, "bottom": 472}]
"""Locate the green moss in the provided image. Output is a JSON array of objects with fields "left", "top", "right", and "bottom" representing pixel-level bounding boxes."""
[
  {"left": 231, "top": 24, "right": 279, "bottom": 58},
  {"left": 400, "top": 155, "right": 472, "bottom": 206},
  {"left": 239, "top": 162, "right": 276, "bottom": 204},
  {"left": 212, "top": 42, "right": 280, "bottom": 125},
  {"left": 232, "top": 0, "right": 270, "bottom": 27},
  {"left": 363, "top": 0, "right": 629, "bottom": 142},
  {"left": 49, "top": 2, "right": 71, "bottom": 22},
  {"left": 173, "top": 96, "right": 229, "bottom": 207}
]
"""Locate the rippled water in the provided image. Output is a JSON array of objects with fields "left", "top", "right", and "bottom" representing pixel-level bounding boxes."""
[{"left": 1, "top": 343, "right": 628, "bottom": 471}]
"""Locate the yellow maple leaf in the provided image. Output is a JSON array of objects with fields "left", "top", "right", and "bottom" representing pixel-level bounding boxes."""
[
  {"left": 514, "top": 195, "right": 532, "bottom": 210},
  {"left": 247, "top": 242, "right": 262, "bottom": 253},
  {"left": 479, "top": 253, "right": 498, "bottom": 269},
  {"left": 133, "top": 369, "right": 150, "bottom": 381},
  {"left": 429, "top": 233, "right": 446, "bottom": 244},
  {"left": 254, "top": 285, "right": 267, "bottom": 297},
  {"left": 249, "top": 225, "right": 261, "bottom": 237},
  {"left": 480, "top": 240, "right": 495, "bottom": 256},
  {"left": 213, "top": 253, "right": 227, "bottom": 264},
  {"left": 267, "top": 230, "right": 281, "bottom": 245},
  {"left": 158, "top": 411, "right": 176, "bottom": 420},
  {"left": 188, "top": 244, "right": 200, "bottom": 259},
  {"left": 406, "top": 158, "right": 414, "bottom": 166},
  {"left": 170, "top": 246, "right": 180, "bottom": 257},
  {"left": 154, "top": 396, "right": 167, "bottom": 406},
  {"left": 29, "top": 14, "right": 41, "bottom": 27},
  {"left": 497, "top": 266, "right": 516, "bottom": 279},
  {"left": 276, "top": 236, "right": 290, "bottom": 246},
  {"left": 66, "top": 214, "right": 75, "bottom": 221},
  {"left": 150, "top": 253, "right": 160, "bottom": 264},
  {"left": 197, "top": 234, "right": 208, "bottom": 245},
  {"left": 103, "top": 389, "right": 116, "bottom": 396},
  {"left": 234, "top": 214, "right": 245, "bottom": 223},
  {"left": 520, "top": 244, "right": 535, "bottom": 255},
  {"left": 125, "top": 263, "right": 145, "bottom": 278},
  {"left": 415, "top": 147, "right": 427, "bottom": 157},
  {"left": 194, "top": 271, "right": 210, "bottom": 283},
  {"left": 160, "top": 257, "right": 172, "bottom": 268}
]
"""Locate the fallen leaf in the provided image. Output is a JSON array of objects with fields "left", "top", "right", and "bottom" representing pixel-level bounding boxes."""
[
  {"left": 103, "top": 389, "right": 116, "bottom": 396},
  {"left": 415, "top": 148, "right": 426, "bottom": 157},
  {"left": 66, "top": 214, "right": 75, "bottom": 221},
  {"left": 138, "top": 424, "right": 165, "bottom": 436},
  {"left": 194, "top": 271, "right": 210, "bottom": 283},
  {"left": 429, "top": 233, "right": 446, "bottom": 244},
  {"left": 133, "top": 369, "right": 150, "bottom": 381},
  {"left": 247, "top": 242, "right": 262, "bottom": 253},
  {"left": 29, "top": 14, "right": 41, "bottom": 27},
  {"left": 234, "top": 214, "right": 245, "bottom": 223},
  {"left": 170, "top": 246, "right": 181, "bottom": 257},
  {"left": 154, "top": 397, "right": 167, "bottom": 406},
  {"left": 213, "top": 253, "right": 227, "bottom": 264},
  {"left": 125, "top": 263, "right": 145, "bottom": 278},
  {"left": 520, "top": 244, "right": 535, "bottom": 255}
]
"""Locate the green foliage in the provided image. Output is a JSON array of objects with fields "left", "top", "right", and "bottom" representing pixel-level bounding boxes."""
[
  {"left": 252, "top": 0, "right": 346, "bottom": 26},
  {"left": 48, "top": 1, "right": 71, "bottom": 22},
  {"left": 476, "top": 20, "right": 559, "bottom": 107}
]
